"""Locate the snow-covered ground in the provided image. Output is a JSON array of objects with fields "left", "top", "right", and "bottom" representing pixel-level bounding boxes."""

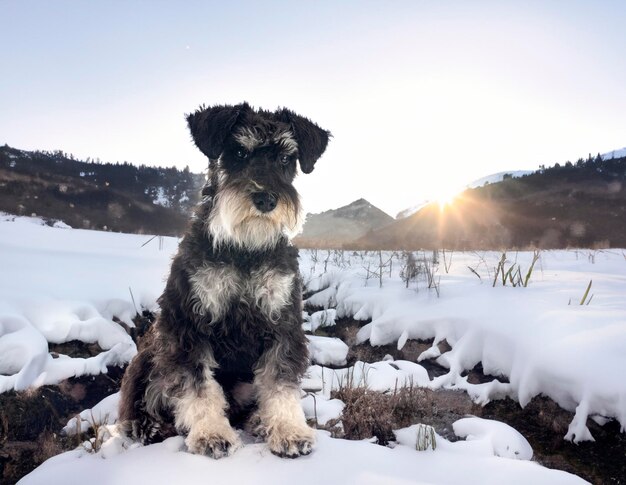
[
  {"left": 301, "top": 249, "right": 626, "bottom": 443},
  {"left": 19, "top": 430, "right": 585, "bottom": 485},
  {"left": 0, "top": 213, "right": 175, "bottom": 393},
  {"left": 3, "top": 215, "right": 622, "bottom": 483}
]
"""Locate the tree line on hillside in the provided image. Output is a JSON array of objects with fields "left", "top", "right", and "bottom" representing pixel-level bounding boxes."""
[
  {"left": 0, "top": 144, "right": 205, "bottom": 214},
  {"left": 0, "top": 144, "right": 206, "bottom": 235}
]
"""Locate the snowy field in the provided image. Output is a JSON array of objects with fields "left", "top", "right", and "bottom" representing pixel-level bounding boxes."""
[
  {"left": 300, "top": 247, "right": 626, "bottom": 443},
  {"left": 2, "top": 215, "right": 624, "bottom": 484}
]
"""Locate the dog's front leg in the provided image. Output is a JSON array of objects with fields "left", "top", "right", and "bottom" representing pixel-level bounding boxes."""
[
  {"left": 254, "top": 344, "right": 315, "bottom": 458},
  {"left": 174, "top": 370, "right": 242, "bottom": 458}
]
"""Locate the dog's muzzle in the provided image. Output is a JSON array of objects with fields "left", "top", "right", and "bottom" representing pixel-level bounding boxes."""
[{"left": 252, "top": 192, "right": 278, "bottom": 213}]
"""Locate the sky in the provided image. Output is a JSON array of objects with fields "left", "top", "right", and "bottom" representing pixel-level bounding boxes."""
[{"left": 1, "top": 0, "right": 626, "bottom": 217}]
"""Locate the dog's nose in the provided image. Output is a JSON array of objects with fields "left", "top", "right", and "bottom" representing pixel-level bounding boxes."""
[{"left": 252, "top": 192, "right": 278, "bottom": 213}]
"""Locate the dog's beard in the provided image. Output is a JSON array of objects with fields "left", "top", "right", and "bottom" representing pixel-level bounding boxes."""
[{"left": 208, "top": 187, "right": 304, "bottom": 251}]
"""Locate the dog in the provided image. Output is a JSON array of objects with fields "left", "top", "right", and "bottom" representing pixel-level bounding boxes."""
[{"left": 118, "top": 102, "right": 330, "bottom": 459}]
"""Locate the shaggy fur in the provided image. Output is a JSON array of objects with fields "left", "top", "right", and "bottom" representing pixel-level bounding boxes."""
[{"left": 118, "top": 102, "right": 330, "bottom": 459}]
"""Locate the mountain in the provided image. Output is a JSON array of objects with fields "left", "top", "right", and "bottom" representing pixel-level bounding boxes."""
[
  {"left": 356, "top": 153, "right": 626, "bottom": 249},
  {"left": 294, "top": 198, "right": 394, "bottom": 248},
  {"left": 395, "top": 201, "right": 429, "bottom": 220},
  {"left": 467, "top": 170, "right": 535, "bottom": 190},
  {"left": 5, "top": 142, "right": 625, "bottom": 248},
  {"left": 0, "top": 144, "right": 204, "bottom": 235},
  {"left": 602, "top": 147, "right": 626, "bottom": 160},
  {"left": 395, "top": 170, "right": 533, "bottom": 220}
]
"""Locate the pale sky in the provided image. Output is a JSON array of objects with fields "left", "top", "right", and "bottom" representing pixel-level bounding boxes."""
[{"left": 1, "top": 1, "right": 626, "bottom": 217}]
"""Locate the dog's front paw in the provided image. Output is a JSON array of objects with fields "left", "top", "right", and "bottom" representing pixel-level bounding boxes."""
[
  {"left": 267, "top": 424, "right": 315, "bottom": 458},
  {"left": 185, "top": 426, "right": 242, "bottom": 459}
]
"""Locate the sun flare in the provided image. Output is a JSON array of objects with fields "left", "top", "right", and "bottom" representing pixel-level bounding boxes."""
[{"left": 433, "top": 186, "right": 462, "bottom": 210}]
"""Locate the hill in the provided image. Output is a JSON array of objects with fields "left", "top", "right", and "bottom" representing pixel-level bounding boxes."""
[
  {"left": 395, "top": 170, "right": 534, "bottom": 220},
  {"left": 357, "top": 154, "right": 626, "bottom": 249},
  {"left": 294, "top": 198, "right": 394, "bottom": 248},
  {"left": 0, "top": 144, "right": 204, "bottom": 235}
]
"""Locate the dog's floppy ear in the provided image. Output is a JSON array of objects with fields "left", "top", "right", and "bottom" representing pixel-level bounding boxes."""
[
  {"left": 186, "top": 103, "right": 249, "bottom": 159},
  {"left": 275, "top": 108, "right": 331, "bottom": 174}
]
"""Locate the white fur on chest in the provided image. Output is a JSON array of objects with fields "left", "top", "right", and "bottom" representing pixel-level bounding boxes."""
[
  {"left": 248, "top": 268, "right": 295, "bottom": 322},
  {"left": 190, "top": 264, "right": 294, "bottom": 321}
]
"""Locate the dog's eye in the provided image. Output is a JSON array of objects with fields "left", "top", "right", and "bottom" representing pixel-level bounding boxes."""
[
  {"left": 236, "top": 148, "right": 249, "bottom": 160},
  {"left": 280, "top": 154, "right": 294, "bottom": 165}
]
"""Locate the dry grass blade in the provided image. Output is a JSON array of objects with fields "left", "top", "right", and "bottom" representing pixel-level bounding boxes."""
[
  {"left": 580, "top": 279, "right": 593, "bottom": 305},
  {"left": 523, "top": 250, "right": 541, "bottom": 287}
]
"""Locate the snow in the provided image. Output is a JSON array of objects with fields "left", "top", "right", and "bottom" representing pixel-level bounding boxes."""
[
  {"left": 152, "top": 186, "right": 171, "bottom": 207},
  {"left": 301, "top": 249, "right": 626, "bottom": 442},
  {"left": 303, "top": 361, "right": 431, "bottom": 397},
  {"left": 306, "top": 335, "right": 349, "bottom": 366},
  {"left": 301, "top": 395, "right": 344, "bottom": 425},
  {"left": 63, "top": 392, "right": 120, "bottom": 435},
  {"left": 452, "top": 417, "right": 533, "bottom": 460},
  {"left": 304, "top": 308, "right": 337, "bottom": 332},
  {"left": 0, "top": 215, "right": 177, "bottom": 392},
  {"left": 601, "top": 146, "right": 626, "bottom": 160},
  {"left": 0, "top": 215, "right": 621, "bottom": 483},
  {"left": 396, "top": 201, "right": 429, "bottom": 219},
  {"left": 19, "top": 431, "right": 586, "bottom": 485},
  {"left": 467, "top": 170, "right": 533, "bottom": 188}
]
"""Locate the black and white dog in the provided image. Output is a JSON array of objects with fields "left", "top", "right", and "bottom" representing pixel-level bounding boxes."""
[{"left": 118, "top": 103, "right": 330, "bottom": 459}]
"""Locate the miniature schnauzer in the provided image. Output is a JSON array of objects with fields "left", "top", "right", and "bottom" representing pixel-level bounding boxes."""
[{"left": 118, "top": 102, "right": 330, "bottom": 459}]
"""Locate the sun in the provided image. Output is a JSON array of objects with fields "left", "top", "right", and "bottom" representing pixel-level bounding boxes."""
[{"left": 434, "top": 185, "right": 462, "bottom": 210}]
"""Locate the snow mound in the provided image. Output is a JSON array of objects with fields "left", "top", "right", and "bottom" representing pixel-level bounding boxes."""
[
  {"left": 306, "top": 335, "right": 349, "bottom": 366},
  {"left": 305, "top": 308, "right": 337, "bottom": 332},
  {"left": 453, "top": 417, "right": 533, "bottom": 460},
  {"left": 63, "top": 392, "right": 120, "bottom": 435},
  {"left": 304, "top": 361, "right": 430, "bottom": 397},
  {"left": 0, "top": 303, "right": 135, "bottom": 392},
  {"left": 301, "top": 395, "right": 344, "bottom": 425}
]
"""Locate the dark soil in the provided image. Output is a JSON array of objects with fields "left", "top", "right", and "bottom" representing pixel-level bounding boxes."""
[
  {"left": 0, "top": 367, "right": 125, "bottom": 484},
  {"left": 48, "top": 340, "right": 103, "bottom": 359},
  {"left": 313, "top": 317, "right": 626, "bottom": 485}
]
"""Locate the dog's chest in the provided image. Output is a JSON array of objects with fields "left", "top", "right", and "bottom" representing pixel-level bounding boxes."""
[{"left": 189, "top": 264, "right": 294, "bottom": 321}]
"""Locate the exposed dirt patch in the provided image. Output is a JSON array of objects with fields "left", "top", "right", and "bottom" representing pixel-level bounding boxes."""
[
  {"left": 327, "top": 385, "right": 481, "bottom": 444},
  {"left": 48, "top": 340, "right": 103, "bottom": 359},
  {"left": 0, "top": 367, "right": 125, "bottom": 484}
]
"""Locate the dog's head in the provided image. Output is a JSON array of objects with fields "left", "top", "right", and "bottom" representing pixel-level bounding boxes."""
[{"left": 186, "top": 103, "right": 330, "bottom": 250}]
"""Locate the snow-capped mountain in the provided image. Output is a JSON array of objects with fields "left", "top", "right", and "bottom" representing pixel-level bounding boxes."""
[
  {"left": 395, "top": 201, "right": 429, "bottom": 220},
  {"left": 467, "top": 170, "right": 535, "bottom": 189},
  {"left": 602, "top": 147, "right": 626, "bottom": 160},
  {"left": 396, "top": 170, "right": 533, "bottom": 220}
]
